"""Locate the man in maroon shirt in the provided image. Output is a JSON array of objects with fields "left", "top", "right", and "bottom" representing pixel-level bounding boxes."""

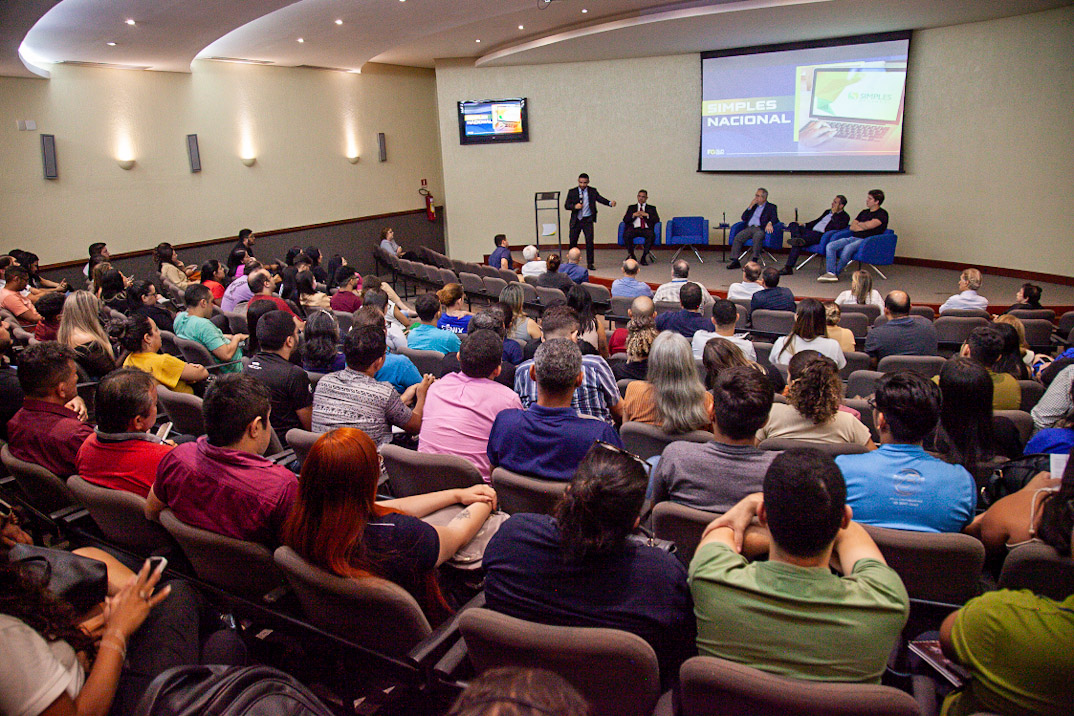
[
  {"left": 6, "top": 342, "right": 93, "bottom": 477},
  {"left": 329, "top": 266, "right": 362, "bottom": 314},
  {"left": 145, "top": 373, "right": 298, "bottom": 546}
]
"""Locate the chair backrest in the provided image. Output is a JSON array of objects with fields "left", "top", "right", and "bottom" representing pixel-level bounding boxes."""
[
  {"left": 67, "top": 476, "right": 175, "bottom": 554},
  {"left": 1057, "top": 310, "right": 1074, "bottom": 337},
  {"left": 159, "top": 509, "right": 284, "bottom": 598},
  {"left": 305, "top": 370, "right": 326, "bottom": 388},
  {"left": 284, "top": 428, "right": 319, "bottom": 466},
  {"left": 758, "top": 438, "right": 869, "bottom": 457},
  {"left": 617, "top": 377, "right": 635, "bottom": 397},
  {"left": 158, "top": 330, "right": 183, "bottom": 358},
  {"left": 677, "top": 656, "right": 921, "bottom": 716},
  {"left": 1017, "top": 380, "right": 1044, "bottom": 412},
  {"left": 876, "top": 355, "right": 947, "bottom": 377},
  {"left": 938, "top": 308, "right": 992, "bottom": 319},
  {"left": 459, "top": 608, "right": 661, "bottom": 716},
  {"left": 273, "top": 546, "right": 432, "bottom": 656},
  {"left": 459, "top": 272, "right": 485, "bottom": 299},
  {"left": 519, "top": 281, "right": 539, "bottom": 305},
  {"left": 668, "top": 216, "right": 708, "bottom": 243},
  {"left": 581, "top": 282, "right": 611, "bottom": 307},
  {"left": 620, "top": 421, "right": 714, "bottom": 461},
  {"left": 1007, "top": 308, "right": 1055, "bottom": 322},
  {"left": 162, "top": 278, "right": 185, "bottom": 306},
  {"left": 438, "top": 267, "right": 457, "bottom": 286},
  {"left": 909, "top": 306, "right": 935, "bottom": 321},
  {"left": 381, "top": 444, "right": 484, "bottom": 496},
  {"left": 934, "top": 316, "right": 990, "bottom": 345},
  {"left": 862, "top": 524, "right": 985, "bottom": 604},
  {"left": 752, "top": 341, "right": 773, "bottom": 365},
  {"left": 846, "top": 370, "right": 883, "bottom": 398},
  {"left": 497, "top": 267, "right": 520, "bottom": 284},
  {"left": 482, "top": 276, "right": 508, "bottom": 298},
  {"left": 397, "top": 347, "right": 445, "bottom": 377},
  {"left": 172, "top": 334, "right": 217, "bottom": 366},
  {"left": 476, "top": 263, "right": 501, "bottom": 279},
  {"left": 840, "top": 351, "right": 873, "bottom": 380},
  {"left": 843, "top": 398, "right": 879, "bottom": 442},
  {"left": 998, "top": 541, "right": 1074, "bottom": 601},
  {"left": 222, "top": 311, "right": 248, "bottom": 335},
  {"left": 534, "top": 285, "right": 566, "bottom": 306},
  {"left": 156, "top": 385, "right": 205, "bottom": 436},
  {"left": 609, "top": 295, "right": 633, "bottom": 320},
  {"left": 654, "top": 300, "right": 681, "bottom": 315},
  {"left": 652, "top": 501, "right": 720, "bottom": 566},
  {"left": 837, "top": 312, "right": 870, "bottom": 340},
  {"left": 0, "top": 443, "right": 75, "bottom": 514},
  {"left": 750, "top": 310, "right": 795, "bottom": 336},
  {"left": 490, "top": 467, "right": 567, "bottom": 515},
  {"left": 1019, "top": 318, "right": 1055, "bottom": 350},
  {"left": 332, "top": 310, "right": 353, "bottom": 334},
  {"left": 838, "top": 303, "right": 881, "bottom": 322},
  {"left": 994, "top": 409, "right": 1034, "bottom": 445}
]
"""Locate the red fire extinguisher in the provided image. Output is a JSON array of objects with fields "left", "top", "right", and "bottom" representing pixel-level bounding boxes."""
[{"left": 420, "top": 186, "right": 436, "bottom": 221}]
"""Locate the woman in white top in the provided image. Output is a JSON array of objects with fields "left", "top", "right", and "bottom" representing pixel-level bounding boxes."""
[
  {"left": 834, "top": 270, "right": 884, "bottom": 309},
  {"left": 770, "top": 298, "right": 846, "bottom": 368}
]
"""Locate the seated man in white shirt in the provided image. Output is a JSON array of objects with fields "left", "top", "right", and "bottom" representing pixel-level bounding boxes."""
[
  {"left": 519, "top": 245, "right": 547, "bottom": 279},
  {"left": 939, "top": 268, "right": 989, "bottom": 313},
  {"left": 726, "top": 262, "right": 764, "bottom": 302},
  {"left": 692, "top": 299, "right": 756, "bottom": 361},
  {"left": 653, "top": 259, "right": 714, "bottom": 310}
]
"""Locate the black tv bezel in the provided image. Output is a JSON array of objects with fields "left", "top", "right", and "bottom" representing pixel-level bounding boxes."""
[{"left": 457, "top": 98, "right": 529, "bottom": 146}]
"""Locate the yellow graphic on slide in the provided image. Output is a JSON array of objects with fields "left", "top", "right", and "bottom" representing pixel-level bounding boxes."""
[{"left": 491, "top": 104, "right": 523, "bottom": 134}]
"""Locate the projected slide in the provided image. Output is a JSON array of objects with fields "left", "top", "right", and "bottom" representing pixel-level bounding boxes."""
[{"left": 700, "top": 36, "right": 909, "bottom": 172}]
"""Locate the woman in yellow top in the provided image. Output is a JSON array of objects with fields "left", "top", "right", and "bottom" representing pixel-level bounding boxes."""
[
  {"left": 620, "top": 331, "right": 713, "bottom": 433},
  {"left": 154, "top": 242, "right": 196, "bottom": 290},
  {"left": 118, "top": 314, "right": 208, "bottom": 394}
]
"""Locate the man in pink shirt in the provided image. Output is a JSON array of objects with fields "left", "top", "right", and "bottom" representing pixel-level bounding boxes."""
[
  {"left": 0, "top": 266, "right": 42, "bottom": 327},
  {"left": 418, "top": 329, "right": 522, "bottom": 480}
]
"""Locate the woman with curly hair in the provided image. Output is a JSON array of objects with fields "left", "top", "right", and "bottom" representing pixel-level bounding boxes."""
[
  {"left": 757, "top": 350, "right": 875, "bottom": 448},
  {"left": 613, "top": 315, "right": 658, "bottom": 381}
]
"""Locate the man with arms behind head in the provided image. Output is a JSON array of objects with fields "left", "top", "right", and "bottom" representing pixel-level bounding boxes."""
[
  {"left": 728, "top": 188, "right": 778, "bottom": 270},
  {"left": 621, "top": 189, "right": 660, "bottom": 265},
  {"left": 689, "top": 448, "right": 908, "bottom": 682},
  {"left": 864, "top": 291, "right": 938, "bottom": 364},
  {"left": 780, "top": 194, "right": 849, "bottom": 276},
  {"left": 692, "top": 299, "right": 756, "bottom": 361},
  {"left": 611, "top": 258, "right": 653, "bottom": 299}
]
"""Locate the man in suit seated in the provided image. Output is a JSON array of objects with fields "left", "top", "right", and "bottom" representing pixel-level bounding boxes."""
[
  {"left": 622, "top": 189, "right": 661, "bottom": 265},
  {"left": 728, "top": 188, "right": 778, "bottom": 270},
  {"left": 779, "top": 194, "right": 850, "bottom": 276},
  {"left": 749, "top": 267, "right": 796, "bottom": 319}
]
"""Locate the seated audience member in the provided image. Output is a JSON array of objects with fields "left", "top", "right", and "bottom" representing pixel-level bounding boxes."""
[
  {"left": 779, "top": 194, "right": 850, "bottom": 276},
  {"left": 1023, "top": 380, "right": 1074, "bottom": 454},
  {"left": 173, "top": 284, "right": 246, "bottom": 373},
  {"left": 651, "top": 366, "right": 776, "bottom": 512},
  {"left": 436, "top": 283, "right": 473, "bottom": 335},
  {"left": 613, "top": 315, "right": 658, "bottom": 381},
  {"left": 32, "top": 291, "right": 64, "bottom": 342},
  {"left": 939, "top": 267, "right": 989, "bottom": 313},
  {"left": 0, "top": 265, "right": 42, "bottom": 326},
  {"left": 958, "top": 326, "right": 1021, "bottom": 410},
  {"left": 154, "top": 242, "right": 195, "bottom": 289},
  {"left": 312, "top": 324, "right": 434, "bottom": 445},
  {"left": 127, "top": 279, "right": 175, "bottom": 333},
  {"left": 282, "top": 427, "right": 496, "bottom": 623},
  {"left": 59, "top": 291, "right": 117, "bottom": 379},
  {"left": 689, "top": 449, "right": 909, "bottom": 683},
  {"left": 536, "top": 254, "right": 576, "bottom": 293},
  {"left": 419, "top": 329, "right": 522, "bottom": 480},
  {"left": 301, "top": 309, "right": 346, "bottom": 373},
  {"left": 438, "top": 309, "right": 518, "bottom": 389},
  {"left": 938, "top": 586, "right": 1073, "bottom": 716},
  {"left": 18, "top": 251, "right": 67, "bottom": 298},
  {"left": 98, "top": 269, "right": 131, "bottom": 314},
  {"left": 487, "top": 303, "right": 524, "bottom": 365},
  {"left": 610, "top": 258, "right": 652, "bottom": 298},
  {"left": 484, "top": 444, "right": 695, "bottom": 687},
  {"left": 654, "top": 282, "right": 710, "bottom": 340},
  {"left": 296, "top": 271, "right": 331, "bottom": 310},
  {"left": 76, "top": 368, "right": 174, "bottom": 497},
  {"left": 407, "top": 293, "right": 462, "bottom": 353},
  {"left": 759, "top": 352, "right": 875, "bottom": 448},
  {"left": 608, "top": 295, "right": 654, "bottom": 355},
  {"left": 489, "top": 339, "right": 622, "bottom": 481},
  {"left": 244, "top": 310, "right": 313, "bottom": 436},
  {"left": 249, "top": 271, "right": 301, "bottom": 318},
  {"left": 818, "top": 189, "right": 889, "bottom": 282},
  {"left": 351, "top": 306, "right": 424, "bottom": 393},
  {"left": 146, "top": 374, "right": 298, "bottom": 544},
  {"left": 119, "top": 315, "right": 208, "bottom": 394},
  {"left": 653, "top": 259, "right": 714, "bottom": 310},
  {"left": 488, "top": 233, "right": 512, "bottom": 270},
  {"left": 499, "top": 283, "right": 542, "bottom": 343},
  {"left": 702, "top": 336, "right": 785, "bottom": 395},
  {"left": 835, "top": 269, "right": 884, "bottom": 308},
  {"left": 1003, "top": 281, "right": 1043, "bottom": 314},
  {"left": 324, "top": 254, "right": 347, "bottom": 293},
  {"left": 227, "top": 228, "right": 256, "bottom": 273},
  {"left": 748, "top": 266, "right": 795, "bottom": 317},
  {"left": 864, "top": 290, "right": 937, "bottom": 362},
  {"left": 1033, "top": 364, "right": 1074, "bottom": 430},
  {"left": 0, "top": 323, "right": 23, "bottom": 440},
  {"left": 360, "top": 288, "right": 408, "bottom": 351},
  {"left": 726, "top": 261, "right": 764, "bottom": 301},
  {"left": 769, "top": 298, "right": 846, "bottom": 369},
  {"left": 824, "top": 302, "right": 856, "bottom": 353},
  {"left": 329, "top": 265, "right": 363, "bottom": 313},
  {"left": 89, "top": 261, "right": 113, "bottom": 298},
  {"left": 448, "top": 667, "right": 589, "bottom": 716},
  {"left": 621, "top": 331, "right": 713, "bottom": 432},
  {"left": 692, "top": 298, "right": 755, "bottom": 361},
  {"left": 519, "top": 245, "right": 547, "bottom": 279},
  {"left": 992, "top": 321, "right": 1030, "bottom": 380},
  {"left": 379, "top": 226, "right": 419, "bottom": 262},
  {"left": 513, "top": 307, "right": 621, "bottom": 424},
  {"left": 836, "top": 372, "right": 976, "bottom": 533},
  {"left": 566, "top": 284, "right": 609, "bottom": 357},
  {"left": 199, "top": 259, "right": 227, "bottom": 305},
  {"left": 243, "top": 296, "right": 278, "bottom": 355},
  {"left": 304, "top": 246, "right": 329, "bottom": 285},
  {"left": 558, "top": 247, "right": 589, "bottom": 284},
  {"left": 220, "top": 262, "right": 263, "bottom": 312},
  {"left": 7, "top": 342, "right": 93, "bottom": 477},
  {"left": 994, "top": 313, "right": 1036, "bottom": 371}
]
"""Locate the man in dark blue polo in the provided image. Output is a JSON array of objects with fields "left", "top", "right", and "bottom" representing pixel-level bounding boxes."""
[
  {"left": 655, "top": 282, "right": 711, "bottom": 340},
  {"left": 749, "top": 267, "right": 796, "bottom": 319}
]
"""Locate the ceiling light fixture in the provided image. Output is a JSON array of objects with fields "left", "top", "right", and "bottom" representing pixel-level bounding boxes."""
[
  {"left": 125, "top": 19, "right": 136, "bottom": 26},
  {"left": 335, "top": 19, "right": 343, "bottom": 25},
  {"left": 582, "top": 8, "right": 588, "bottom": 13},
  {"left": 297, "top": 37, "right": 304, "bottom": 43},
  {"left": 475, "top": 39, "right": 481, "bottom": 43},
  {"left": 519, "top": 25, "right": 524, "bottom": 29},
  {"left": 106, "top": 41, "right": 117, "bottom": 46}
]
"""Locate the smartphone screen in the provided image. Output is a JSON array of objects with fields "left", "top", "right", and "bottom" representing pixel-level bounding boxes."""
[{"left": 155, "top": 422, "right": 173, "bottom": 441}]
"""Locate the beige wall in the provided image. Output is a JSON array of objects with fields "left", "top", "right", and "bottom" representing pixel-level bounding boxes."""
[
  {"left": 0, "top": 60, "right": 443, "bottom": 264},
  {"left": 435, "top": 6, "right": 1074, "bottom": 277}
]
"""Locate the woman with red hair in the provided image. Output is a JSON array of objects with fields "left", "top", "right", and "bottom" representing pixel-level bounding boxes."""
[{"left": 282, "top": 427, "right": 496, "bottom": 622}]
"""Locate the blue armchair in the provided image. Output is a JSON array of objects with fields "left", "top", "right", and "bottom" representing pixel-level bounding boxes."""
[
  {"left": 617, "top": 221, "right": 662, "bottom": 247},
  {"left": 794, "top": 228, "right": 843, "bottom": 272},
  {"left": 666, "top": 217, "right": 709, "bottom": 263},
  {"left": 850, "top": 230, "right": 898, "bottom": 279},
  {"left": 729, "top": 221, "right": 785, "bottom": 265}
]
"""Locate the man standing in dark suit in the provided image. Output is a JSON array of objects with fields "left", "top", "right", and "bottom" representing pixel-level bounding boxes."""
[
  {"left": 779, "top": 195, "right": 850, "bottom": 275},
  {"left": 565, "top": 173, "right": 616, "bottom": 271},
  {"left": 728, "top": 188, "right": 778, "bottom": 269},
  {"left": 749, "top": 267, "right": 796, "bottom": 321},
  {"left": 622, "top": 189, "right": 661, "bottom": 265}
]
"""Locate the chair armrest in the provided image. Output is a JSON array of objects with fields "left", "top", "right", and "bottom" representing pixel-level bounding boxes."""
[
  {"left": 408, "top": 592, "right": 486, "bottom": 671},
  {"left": 266, "top": 449, "right": 296, "bottom": 465},
  {"left": 432, "top": 638, "right": 471, "bottom": 681}
]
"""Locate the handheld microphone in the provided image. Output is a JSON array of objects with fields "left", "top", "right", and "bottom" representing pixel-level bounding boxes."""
[{"left": 795, "top": 208, "right": 799, "bottom": 222}]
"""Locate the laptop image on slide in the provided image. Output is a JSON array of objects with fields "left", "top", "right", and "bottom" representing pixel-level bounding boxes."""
[{"left": 809, "top": 67, "right": 906, "bottom": 141}]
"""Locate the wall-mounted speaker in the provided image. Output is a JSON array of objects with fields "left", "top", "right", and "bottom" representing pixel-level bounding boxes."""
[
  {"left": 41, "top": 134, "right": 58, "bottom": 180},
  {"left": 377, "top": 132, "right": 386, "bottom": 162},
  {"left": 186, "top": 134, "right": 201, "bottom": 173}
]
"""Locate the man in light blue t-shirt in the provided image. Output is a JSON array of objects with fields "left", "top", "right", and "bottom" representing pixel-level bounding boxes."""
[
  {"left": 836, "top": 372, "right": 975, "bottom": 533},
  {"left": 406, "top": 293, "right": 461, "bottom": 354},
  {"left": 173, "top": 284, "right": 246, "bottom": 374}
]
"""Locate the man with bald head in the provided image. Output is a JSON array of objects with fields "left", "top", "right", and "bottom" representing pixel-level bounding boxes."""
[
  {"left": 864, "top": 291, "right": 938, "bottom": 364},
  {"left": 609, "top": 295, "right": 655, "bottom": 355},
  {"left": 558, "top": 247, "right": 589, "bottom": 284},
  {"left": 611, "top": 259, "right": 653, "bottom": 298}
]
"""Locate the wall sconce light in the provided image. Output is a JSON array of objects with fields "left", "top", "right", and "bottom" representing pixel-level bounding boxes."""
[
  {"left": 347, "top": 155, "right": 360, "bottom": 164},
  {"left": 241, "top": 156, "right": 257, "bottom": 167},
  {"left": 117, "top": 158, "right": 136, "bottom": 170}
]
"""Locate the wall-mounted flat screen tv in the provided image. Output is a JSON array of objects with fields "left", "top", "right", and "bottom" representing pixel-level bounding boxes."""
[{"left": 458, "top": 98, "right": 529, "bottom": 145}]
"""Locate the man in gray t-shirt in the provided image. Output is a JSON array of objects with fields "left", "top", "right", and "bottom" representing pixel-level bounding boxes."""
[
  {"left": 864, "top": 291, "right": 938, "bottom": 364},
  {"left": 651, "top": 366, "right": 777, "bottom": 512}
]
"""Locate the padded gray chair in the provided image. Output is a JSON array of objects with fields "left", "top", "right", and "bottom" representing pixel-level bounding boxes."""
[
  {"left": 1019, "top": 318, "right": 1055, "bottom": 351},
  {"left": 934, "top": 316, "right": 990, "bottom": 345},
  {"left": 332, "top": 310, "right": 353, "bottom": 335},
  {"left": 994, "top": 409, "right": 1034, "bottom": 445},
  {"left": 998, "top": 541, "right": 1074, "bottom": 601},
  {"left": 837, "top": 312, "right": 870, "bottom": 340},
  {"left": 223, "top": 311, "right": 248, "bottom": 335},
  {"left": 863, "top": 524, "right": 985, "bottom": 605},
  {"left": 877, "top": 355, "right": 947, "bottom": 377},
  {"left": 676, "top": 656, "right": 921, "bottom": 716},
  {"left": 654, "top": 300, "right": 681, "bottom": 315},
  {"left": 1017, "top": 380, "right": 1044, "bottom": 412},
  {"left": 519, "top": 282, "right": 539, "bottom": 307},
  {"left": 837, "top": 303, "right": 881, "bottom": 323},
  {"left": 497, "top": 267, "right": 520, "bottom": 284},
  {"left": 490, "top": 467, "right": 567, "bottom": 515},
  {"left": 156, "top": 385, "right": 205, "bottom": 436},
  {"left": 274, "top": 546, "right": 432, "bottom": 657},
  {"left": 68, "top": 476, "right": 175, "bottom": 555},
  {"left": 1056, "top": 310, "right": 1074, "bottom": 338},
  {"left": 581, "top": 282, "right": 611, "bottom": 310},
  {"left": 438, "top": 267, "right": 457, "bottom": 286},
  {"left": 939, "top": 308, "right": 992, "bottom": 319},
  {"left": 840, "top": 351, "right": 873, "bottom": 380},
  {"left": 481, "top": 276, "right": 508, "bottom": 299},
  {"left": 1, "top": 443, "right": 76, "bottom": 514},
  {"left": 381, "top": 444, "right": 484, "bottom": 497},
  {"left": 609, "top": 295, "right": 633, "bottom": 319},
  {"left": 284, "top": 428, "right": 319, "bottom": 466},
  {"left": 159, "top": 508, "right": 284, "bottom": 599},
  {"left": 617, "top": 377, "right": 635, "bottom": 397},
  {"left": 620, "top": 421, "right": 715, "bottom": 461},
  {"left": 752, "top": 341, "right": 773, "bottom": 365},
  {"left": 475, "top": 264, "right": 501, "bottom": 279},
  {"left": 759, "top": 438, "right": 869, "bottom": 457},
  {"left": 750, "top": 310, "right": 795, "bottom": 336},
  {"left": 846, "top": 370, "right": 883, "bottom": 398},
  {"left": 305, "top": 370, "right": 326, "bottom": 388},
  {"left": 397, "top": 347, "right": 445, "bottom": 377},
  {"left": 459, "top": 272, "right": 487, "bottom": 306},
  {"left": 1007, "top": 308, "right": 1055, "bottom": 322},
  {"left": 459, "top": 608, "right": 662, "bottom": 716},
  {"left": 843, "top": 398, "right": 879, "bottom": 442},
  {"left": 172, "top": 334, "right": 217, "bottom": 367},
  {"left": 652, "top": 501, "right": 720, "bottom": 566},
  {"left": 522, "top": 274, "right": 538, "bottom": 285},
  {"left": 158, "top": 330, "right": 184, "bottom": 358},
  {"left": 534, "top": 285, "right": 567, "bottom": 307}
]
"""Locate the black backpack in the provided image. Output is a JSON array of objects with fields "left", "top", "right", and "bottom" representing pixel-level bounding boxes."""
[
  {"left": 979, "top": 453, "right": 1051, "bottom": 510},
  {"left": 134, "top": 665, "right": 334, "bottom": 716}
]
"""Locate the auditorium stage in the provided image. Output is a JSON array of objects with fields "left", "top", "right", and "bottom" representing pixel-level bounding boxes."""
[{"left": 576, "top": 247, "right": 1074, "bottom": 313}]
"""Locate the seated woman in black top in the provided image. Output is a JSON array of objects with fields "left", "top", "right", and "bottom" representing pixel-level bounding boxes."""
[
  {"left": 99, "top": 268, "right": 131, "bottom": 315},
  {"left": 536, "top": 254, "right": 576, "bottom": 294},
  {"left": 127, "top": 280, "right": 175, "bottom": 333}
]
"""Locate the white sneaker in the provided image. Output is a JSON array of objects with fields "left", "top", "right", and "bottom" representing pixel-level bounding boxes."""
[{"left": 817, "top": 273, "right": 839, "bottom": 282}]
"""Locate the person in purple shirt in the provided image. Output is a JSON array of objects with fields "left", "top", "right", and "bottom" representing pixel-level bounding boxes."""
[
  {"left": 145, "top": 373, "right": 298, "bottom": 546},
  {"left": 488, "top": 338, "right": 621, "bottom": 481},
  {"left": 654, "top": 281, "right": 711, "bottom": 340},
  {"left": 221, "top": 264, "right": 265, "bottom": 312}
]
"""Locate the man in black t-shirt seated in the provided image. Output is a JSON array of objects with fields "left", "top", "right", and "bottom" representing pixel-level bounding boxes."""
[
  {"left": 818, "top": 189, "right": 889, "bottom": 282},
  {"left": 242, "top": 310, "right": 312, "bottom": 440}
]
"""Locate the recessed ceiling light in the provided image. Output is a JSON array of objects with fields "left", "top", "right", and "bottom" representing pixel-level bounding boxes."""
[
  {"left": 476, "top": 39, "right": 481, "bottom": 43},
  {"left": 106, "top": 41, "right": 117, "bottom": 46},
  {"left": 125, "top": 19, "right": 136, "bottom": 26},
  {"left": 519, "top": 25, "right": 524, "bottom": 30},
  {"left": 297, "top": 38, "right": 304, "bottom": 43},
  {"left": 335, "top": 19, "right": 343, "bottom": 25},
  {"left": 582, "top": 8, "right": 588, "bottom": 13}
]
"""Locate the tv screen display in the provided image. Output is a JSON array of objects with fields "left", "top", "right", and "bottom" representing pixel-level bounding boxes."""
[
  {"left": 699, "top": 32, "right": 910, "bottom": 172},
  {"left": 458, "top": 98, "right": 529, "bottom": 145}
]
